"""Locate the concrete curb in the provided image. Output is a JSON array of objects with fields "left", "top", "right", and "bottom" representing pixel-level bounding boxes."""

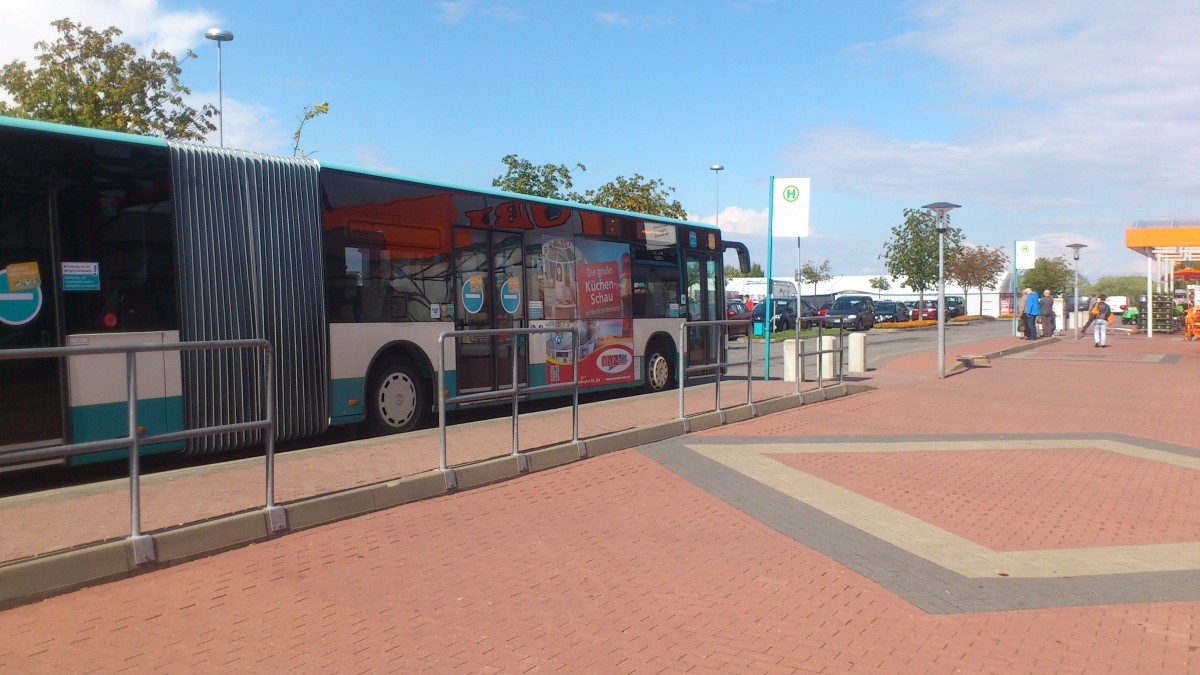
[
  {"left": 946, "top": 336, "right": 1060, "bottom": 376},
  {"left": 0, "top": 383, "right": 857, "bottom": 610}
]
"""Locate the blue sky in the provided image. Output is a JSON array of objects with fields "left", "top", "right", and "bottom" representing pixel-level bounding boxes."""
[{"left": 3, "top": 0, "right": 1198, "bottom": 283}]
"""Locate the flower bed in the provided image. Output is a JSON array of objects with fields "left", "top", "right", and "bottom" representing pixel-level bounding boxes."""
[{"left": 874, "top": 319, "right": 936, "bottom": 329}]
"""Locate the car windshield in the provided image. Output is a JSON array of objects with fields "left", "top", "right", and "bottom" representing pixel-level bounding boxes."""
[
  {"left": 831, "top": 297, "right": 864, "bottom": 309},
  {"left": 876, "top": 302, "right": 895, "bottom": 311}
]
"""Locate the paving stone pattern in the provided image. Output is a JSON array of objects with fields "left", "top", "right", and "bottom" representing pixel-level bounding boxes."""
[{"left": 1, "top": 329, "right": 1198, "bottom": 672}]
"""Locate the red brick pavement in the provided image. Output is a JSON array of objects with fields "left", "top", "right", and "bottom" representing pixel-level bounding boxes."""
[
  {"left": 774, "top": 448, "right": 1200, "bottom": 551},
  {"left": 1, "top": 329, "right": 1198, "bottom": 672},
  {"left": 0, "top": 379, "right": 798, "bottom": 564}
]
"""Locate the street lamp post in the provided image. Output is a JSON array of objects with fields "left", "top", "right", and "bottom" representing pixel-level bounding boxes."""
[
  {"left": 1067, "top": 243, "right": 1087, "bottom": 340},
  {"left": 922, "top": 202, "right": 961, "bottom": 379},
  {"left": 204, "top": 28, "right": 234, "bottom": 147},
  {"left": 710, "top": 164, "right": 724, "bottom": 228}
]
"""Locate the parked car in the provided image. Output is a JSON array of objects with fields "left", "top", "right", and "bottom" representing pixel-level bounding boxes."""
[
  {"left": 874, "top": 300, "right": 910, "bottom": 323},
  {"left": 911, "top": 299, "right": 937, "bottom": 320},
  {"left": 747, "top": 297, "right": 819, "bottom": 331},
  {"left": 725, "top": 300, "right": 751, "bottom": 338},
  {"left": 824, "top": 295, "right": 875, "bottom": 330},
  {"left": 944, "top": 295, "right": 966, "bottom": 318},
  {"left": 796, "top": 298, "right": 820, "bottom": 329},
  {"left": 751, "top": 298, "right": 795, "bottom": 331},
  {"left": 816, "top": 301, "right": 833, "bottom": 316}
]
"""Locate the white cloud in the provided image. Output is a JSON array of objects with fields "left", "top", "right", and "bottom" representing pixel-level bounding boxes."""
[
  {"left": 782, "top": 1, "right": 1200, "bottom": 229},
  {"left": 0, "top": 1, "right": 217, "bottom": 64},
  {"left": 435, "top": 0, "right": 475, "bottom": 24},
  {"left": 216, "top": 97, "right": 288, "bottom": 154},
  {"left": 352, "top": 144, "right": 403, "bottom": 174},
  {"left": 690, "top": 205, "right": 768, "bottom": 236}
]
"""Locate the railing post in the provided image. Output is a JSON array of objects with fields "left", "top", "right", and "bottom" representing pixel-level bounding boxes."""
[
  {"left": 437, "top": 334, "right": 456, "bottom": 489},
  {"left": 746, "top": 321, "right": 753, "bottom": 407},
  {"left": 511, "top": 337, "right": 528, "bottom": 473},
  {"left": 572, "top": 327, "right": 581, "bottom": 452},
  {"left": 796, "top": 333, "right": 804, "bottom": 395},
  {"left": 126, "top": 351, "right": 154, "bottom": 564},
  {"left": 678, "top": 321, "right": 687, "bottom": 424},
  {"left": 714, "top": 326, "right": 723, "bottom": 415},
  {"left": 262, "top": 343, "right": 286, "bottom": 532}
]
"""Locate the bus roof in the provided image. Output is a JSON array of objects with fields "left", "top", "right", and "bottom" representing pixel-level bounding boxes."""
[
  {"left": 322, "top": 161, "right": 712, "bottom": 231},
  {"left": 0, "top": 115, "right": 719, "bottom": 233},
  {"left": 0, "top": 114, "right": 167, "bottom": 148}
]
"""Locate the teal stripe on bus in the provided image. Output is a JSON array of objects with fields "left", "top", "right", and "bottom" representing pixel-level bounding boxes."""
[
  {"left": 66, "top": 396, "right": 185, "bottom": 466},
  {"left": 330, "top": 377, "right": 365, "bottom": 424},
  {"left": 0, "top": 115, "right": 169, "bottom": 147}
]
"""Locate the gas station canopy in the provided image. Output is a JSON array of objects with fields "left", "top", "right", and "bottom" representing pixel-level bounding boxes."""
[
  {"left": 1125, "top": 220, "right": 1200, "bottom": 261},
  {"left": 1125, "top": 220, "right": 1200, "bottom": 337}
]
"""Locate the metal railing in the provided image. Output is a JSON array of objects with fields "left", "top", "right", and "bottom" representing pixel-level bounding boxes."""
[
  {"left": 794, "top": 318, "right": 846, "bottom": 393},
  {"left": 677, "top": 319, "right": 753, "bottom": 424},
  {"left": 437, "top": 326, "right": 582, "bottom": 488},
  {"left": 0, "top": 339, "right": 279, "bottom": 564}
]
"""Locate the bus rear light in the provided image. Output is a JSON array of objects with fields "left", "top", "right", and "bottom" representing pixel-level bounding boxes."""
[
  {"left": 348, "top": 399, "right": 359, "bottom": 406},
  {"left": 136, "top": 426, "right": 145, "bottom": 434},
  {"left": 103, "top": 313, "right": 118, "bottom": 329}
]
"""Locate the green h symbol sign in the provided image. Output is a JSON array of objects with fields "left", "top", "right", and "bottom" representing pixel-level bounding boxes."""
[{"left": 782, "top": 185, "right": 800, "bottom": 202}]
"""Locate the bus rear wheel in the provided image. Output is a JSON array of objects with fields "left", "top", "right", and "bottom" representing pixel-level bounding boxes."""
[
  {"left": 367, "top": 360, "right": 427, "bottom": 435},
  {"left": 643, "top": 344, "right": 675, "bottom": 393}
]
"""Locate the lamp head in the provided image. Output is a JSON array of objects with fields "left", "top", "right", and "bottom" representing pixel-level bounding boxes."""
[
  {"left": 922, "top": 202, "right": 960, "bottom": 233},
  {"left": 205, "top": 28, "right": 234, "bottom": 42},
  {"left": 1066, "top": 243, "right": 1087, "bottom": 261},
  {"left": 710, "top": 164, "right": 724, "bottom": 172}
]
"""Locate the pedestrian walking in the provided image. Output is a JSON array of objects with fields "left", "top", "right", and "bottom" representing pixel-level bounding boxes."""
[
  {"left": 1080, "top": 293, "right": 1100, "bottom": 336},
  {"left": 1094, "top": 295, "right": 1112, "bottom": 347},
  {"left": 1023, "top": 288, "right": 1040, "bottom": 339},
  {"left": 1039, "top": 290, "right": 1056, "bottom": 337}
]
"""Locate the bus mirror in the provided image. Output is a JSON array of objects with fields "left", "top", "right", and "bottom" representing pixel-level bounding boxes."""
[{"left": 724, "top": 240, "right": 751, "bottom": 274}]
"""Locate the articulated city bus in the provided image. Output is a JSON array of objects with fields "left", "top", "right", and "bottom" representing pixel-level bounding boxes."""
[{"left": 0, "top": 116, "right": 749, "bottom": 466}]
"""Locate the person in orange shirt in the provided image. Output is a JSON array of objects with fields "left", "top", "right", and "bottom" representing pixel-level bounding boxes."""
[{"left": 1185, "top": 304, "right": 1200, "bottom": 341}]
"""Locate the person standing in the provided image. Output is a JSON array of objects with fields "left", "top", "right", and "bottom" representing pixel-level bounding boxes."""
[
  {"left": 1039, "top": 289, "right": 1056, "bottom": 337},
  {"left": 1023, "top": 288, "right": 1040, "bottom": 339},
  {"left": 1094, "top": 294, "right": 1112, "bottom": 348}
]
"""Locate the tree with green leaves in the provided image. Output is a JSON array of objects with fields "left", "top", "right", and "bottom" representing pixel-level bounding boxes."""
[
  {"left": 724, "top": 262, "right": 764, "bottom": 279},
  {"left": 869, "top": 276, "right": 890, "bottom": 298},
  {"left": 948, "top": 245, "right": 1008, "bottom": 315},
  {"left": 576, "top": 174, "right": 687, "bottom": 220},
  {"left": 292, "top": 102, "right": 329, "bottom": 158},
  {"left": 491, "top": 154, "right": 584, "bottom": 200},
  {"left": 0, "top": 18, "right": 215, "bottom": 140},
  {"left": 798, "top": 259, "right": 832, "bottom": 302},
  {"left": 879, "top": 208, "right": 964, "bottom": 307},
  {"left": 1020, "top": 257, "right": 1075, "bottom": 297},
  {"left": 1092, "top": 275, "right": 1143, "bottom": 300},
  {"left": 491, "top": 155, "right": 687, "bottom": 219}
]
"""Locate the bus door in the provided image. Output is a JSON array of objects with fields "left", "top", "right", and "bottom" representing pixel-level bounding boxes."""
[
  {"left": 684, "top": 252, "right": 722, "bottom": 369},
  {"left": 0, "top": 188, "right": 66, "bottom": 452},
  {"left": 453, "top": 229, "right": 527, "bottom": 393}
]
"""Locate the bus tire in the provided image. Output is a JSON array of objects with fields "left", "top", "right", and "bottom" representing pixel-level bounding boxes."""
[
  {"left": 366, "top": 360, "right": 427, "bottom": 435},
  {"left": 643, "top": 343, "right": 675, "bottom": 393}
]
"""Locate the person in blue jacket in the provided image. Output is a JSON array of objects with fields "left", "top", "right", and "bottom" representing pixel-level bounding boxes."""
[{"left": 1023, "top": 288, "right": 1040, "bottom": 339}]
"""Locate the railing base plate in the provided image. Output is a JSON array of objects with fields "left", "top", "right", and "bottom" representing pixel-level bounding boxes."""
[
  {"left": 265, "top": 505, "right": 288, "bottom": 533},
  {"left": 130, "top": 534, "right": 156, "bottom": 565}
]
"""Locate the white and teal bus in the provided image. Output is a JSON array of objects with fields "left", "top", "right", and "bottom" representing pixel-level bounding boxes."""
[{"left": 0, "top": 116, "right": 749, "bottom": 466}]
